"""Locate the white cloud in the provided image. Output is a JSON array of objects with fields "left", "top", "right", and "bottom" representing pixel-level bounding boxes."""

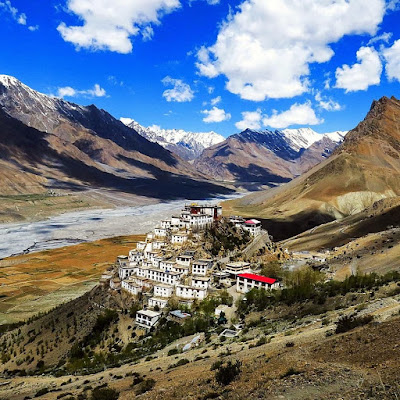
[
  {"left": 17, "top": 13, "right": 26, "bottom": 25},
  {"left": 57, "top": 84, "right": 107, "bottom": 99},
  {"left": 0, "top": 0, "right": 37, "bottom": 30},
  {"left": 235, "top": 109, "right": 262, "bottom": 131},
  {"left": 207, "top": 86, "right": 214, "bottom": 94},
  {"left": 367, "top": 31, "right": 392, "bottom": 45},
  {"left": 202, "top": 106, "right": 231, "bottom": 123},
  {"left": 335, "top": 46, "right": 382, "bottom": 92},
  {"left": 315, "top": 92, "right": 342, "bottom": 111},
  {"left": 263, "top": 102, "right": 323, "bottom": 129},
  {"left": 58, "top": 0, "right": 181, "bottom": 54},
  {"left": 383, "top": 39, "right": 400, "bottom": 82},
  {"left": 210, "top": 96, "right": 221, "bottom": 105},
  {"left": 28, "top": 25, "right": 39, "bottom": 32},
  {"left": 196, "top": 0, "right": 386, "bottom": 101},
  {"left": 162, "top": 76, "right": 194, "bottom": 102}
]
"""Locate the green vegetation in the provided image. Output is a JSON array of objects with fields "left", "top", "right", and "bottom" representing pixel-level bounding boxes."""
[
  {"left": 203, "top": 221, "right": 251, "bottom": 256},
  {"left": 168, "top": 358, "right": 190, "bottom": 369},
  {"left": 335, "top": 313, "right": 374, "bottom": 334},
  {"left": 90, "top": 386, "right": 119, "bottom": 400},
  {"left": 134, "top": 378, "right": 156, "bottom": 395},
  {"left": 215, "top": 360, "right": 242, "bottom": 385},
  {"left": 238, "top": 270, "right": 400, "bottom": 314}
]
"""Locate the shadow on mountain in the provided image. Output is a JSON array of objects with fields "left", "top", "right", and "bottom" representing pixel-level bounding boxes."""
[
  {"left": 226, "top": 163, "right": 292, "bottom": 185},
  {"left": 0, "top": 109, "right": 233, "bottom": 200},
  {"left": 253, "top": 211, "right": 336, "bottom": 241},
  {"left": 55, "top": 103, "right": 178, "bottom": 166}
]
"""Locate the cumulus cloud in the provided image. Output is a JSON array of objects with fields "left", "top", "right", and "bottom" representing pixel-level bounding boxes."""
[
  {"left": 0, "top": 0, "right": 37, "bottom": 30},
  {"left": 263, "top": 102, "right": 323, "bottom": 129},
  {"left": 367, "top": 31, "right": 392, "bottom": 45},
  {"left": 57, "top": 84, "right": 107, "bottom": 98},
  {"left": 210, "top": 96, "right": 221, "bottom": 105},
  {"left": 335, "top": 46, "right": 382, "bottom": 92},
  {"left": 383, "top": 39, "right": 400, "bottom": 82},
  {"left": 235, "top": 109, "right": 262, "bottom": 131},
  {"left": 315, "top": 92, "right": 342, "bottom": 112},
  {"left": 196, "top": 0, "right": 386, "bottom": 101},
  {"left": 58, "top": 0, "right": 181, "bottom": 54},
  {"left": 162, "top": 76, "right": 194, "bottom": 102},
  {"left": 202, "top": 107, "right": 231, "bottom": 123}
]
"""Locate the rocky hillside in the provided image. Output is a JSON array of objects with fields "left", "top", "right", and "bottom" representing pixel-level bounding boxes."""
[
  {"left": 121, "top": 118, "right": 224, "bottom": 161},
  {"left": 225, "top": 96, "right": 400, "bottom": 220},
  {"left": 0, "top": 75, "right": 232, "bottom": 199},
  {"left": 195, "top": 128, "right": 345, "bottom": 184}
]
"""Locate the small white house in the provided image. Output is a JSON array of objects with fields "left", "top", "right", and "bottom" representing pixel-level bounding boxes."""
[
  {"left": 225, "top": 262, "right": 251, "bottom": 278},
  {"left": 191, "top": 276, "right": 211, "bottom": 290},
  {"left": 148, "top": 297, "right": 168, "bottom": 309},
  {"left": 173, "top": 265, "right": 190, "bottom": 276},
  {"left": 161, "top": 219, "right": 172, "bottom": 229},
  {"left": 121, "top": 280, "right": 142, "bottom": 296},
  {"left": 236, "top": 273, "right": 279, "bottom": 293},
  {"left": 159, "top": 260, "right": 176, "bottom": 272},
  {"left": 154, "top": 227, "right": 168, "bottom": 237},
  {"left": 243, "top": 219, "right": 262, "bottom": 236},
  {"left": 137, "top": 241, "right": 147, "bottom": 251},
  {"left": 128, "top": 250, "right": 143, "bottom": 263},
  {"left": 171, "top": 233, "right": 188, "bottom": 244},
  {"left": 176, "top": 284, "right": 207, "bottom": 300},
  {"left": 176, "top": 254, "right": 193, "bottom": 267},
  {"left": 153, "top": 241, "right": 166, "bottom": 250},
  {"left": 118, "top": 263, "right": 137, "bottom": 280},
  {"left": 191, "top": 261, "right": 209, "bottom": 276},
  {"left": 135, "top": 309, "right": 162, "bottom": 329},
  {"left": 154, "top": 283, "right": 174, "bottom": 298}
]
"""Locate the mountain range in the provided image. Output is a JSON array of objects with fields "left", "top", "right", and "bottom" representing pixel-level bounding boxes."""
[
  {"left": 226, "top": 96, "right": 400, "bottom": 230},
  {"left": 194, "top": 128, "right": 346, "bottom": 185},
  {"left": 0, "top": 75, "right": 231, "bottom": 200},
  {"left": 120, "top": 118, "right": 224, "bottom": 161}
]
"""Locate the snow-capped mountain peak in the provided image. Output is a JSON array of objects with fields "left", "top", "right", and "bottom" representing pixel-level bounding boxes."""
[
  {"left": 121, "top": 118, "right": 225, "bottom": 160},
  {"left": 282, "top": 127, "right": 347, "bottom": 152}
]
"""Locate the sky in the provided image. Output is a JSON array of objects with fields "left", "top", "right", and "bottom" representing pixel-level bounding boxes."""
[{"left": 1, "top": 0, "right": 400, "bottom": 137}]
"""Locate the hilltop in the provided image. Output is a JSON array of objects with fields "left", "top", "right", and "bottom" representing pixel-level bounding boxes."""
[{"left": 225, "top": 96, "right": 400, "bottom": 224}]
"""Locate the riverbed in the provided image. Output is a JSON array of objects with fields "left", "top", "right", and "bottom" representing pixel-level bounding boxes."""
[{"left": 0, "top": 193, "right": 244, "bottom": 259}]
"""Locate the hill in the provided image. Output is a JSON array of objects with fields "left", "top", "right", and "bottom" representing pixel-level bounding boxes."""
[
  {"left": 194, "top": 128, "right": 345, "bottom": 186},
  {"left": 225, "top": 96, "right": 400, "bottom": 222},
  {"left": 0, "top": 75, "right": 232, "bottom": 201}
]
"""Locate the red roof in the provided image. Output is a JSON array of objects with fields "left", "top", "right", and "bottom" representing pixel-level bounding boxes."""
[{"left": 238, "top": 273, "right": 277, "bottom": 285}]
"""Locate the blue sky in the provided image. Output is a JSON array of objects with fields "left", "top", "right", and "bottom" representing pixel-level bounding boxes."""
[{"left": 1, "top": 0, "right": 400, "bottom": 137}]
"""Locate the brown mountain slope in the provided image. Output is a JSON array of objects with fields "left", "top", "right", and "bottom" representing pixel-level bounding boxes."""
[
  {"left": 194, "top": 128, "right": 343, "bottom": 187},
  {"left": 0, "top": 76, "right": 232, "bottom": 199},
  {"left": 225, "top": 96, "right": 400, "bottom": 221}
]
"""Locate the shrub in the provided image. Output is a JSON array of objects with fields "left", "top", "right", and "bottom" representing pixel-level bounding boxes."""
[
  {"left": 215, "top": 360, "right": 242, "bottom": 385},
  {"left": 131, "top": 372, "right": 144, "bottom": 386},
  {"left": 168, "top": 358, "right": 190, "bottom": 369},
  {"left": 335, "top": 314, "right": 374, "bottom": 334},
  {"left": 90, "top": 386, "right": 119, "bottom": 400},
  {"left": 167, "top": 348, "right": 179, "bottom": 356},
  {"left": 210, "top": 360, "right": 223, "bottom": 371},
  {"left": 135, "top": 378, "right": 155, "bottom": 395},
  {"left": 281, "top": 367, "right": 301, "bottom": 378},
  {"left": 35, "top": 388, "right": 49, "bottom": 397}
]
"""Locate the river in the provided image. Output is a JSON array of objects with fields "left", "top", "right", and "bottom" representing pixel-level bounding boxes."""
[{"left": 0, "top": 193, "right": 244, "bottom": 259}]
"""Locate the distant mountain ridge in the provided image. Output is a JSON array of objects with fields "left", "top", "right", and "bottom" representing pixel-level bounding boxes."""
[
  {"left": 0, "top": 75, "right": 232, "bottom": 199},
  {"left": 194, "top": 127, "right": 346, "bottom": 185},
  {"left": 121, "top": 118, "right": 225, "bottom": 161},
  {"left": 226, "top": 95, "right": 400, "bottom": 222}
]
